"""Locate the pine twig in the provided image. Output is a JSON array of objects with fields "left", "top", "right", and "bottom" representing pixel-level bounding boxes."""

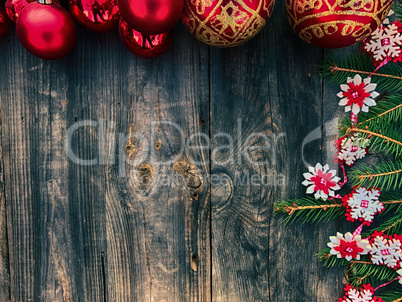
[
  {"left": 346, "top": 127, "right": 402, "bottom": 149},
  {"left": 330, "top": 65, "right": 402, "bottom": 81}
]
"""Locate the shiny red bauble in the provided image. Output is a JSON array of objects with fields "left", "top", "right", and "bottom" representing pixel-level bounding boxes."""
[
  {"left": 182, "top": 0, "right": 275, "bottom": 47},
  {"left": 119, "top": 18, "right": 173, "bottom": 58},
  {"left": 5, "top": 0, "right": 34, "bottom": 22},
  {"left": 118, "top": 0, "right": 183, "bottom": 35},
  {"left": 286, "top": 0, "right": 393, "bottom": 48},
  {"left": 0, "top": 8, "right": 9, "bottom": 37},
  {"left": 69, "top": 0, "right": 120, "bottom": 33},
  {"left": 5, "top": 0, "right": 59, "bottom": 22},
  {"left": 16, "top": 2, "right": 77, "bottom": 60}
]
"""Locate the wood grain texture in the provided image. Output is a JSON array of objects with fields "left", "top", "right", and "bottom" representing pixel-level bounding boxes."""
[{"left": 0, "top": 4, "right": 359, "bottom": 301}]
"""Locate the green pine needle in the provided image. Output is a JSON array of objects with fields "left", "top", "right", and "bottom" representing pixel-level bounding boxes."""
[
  {"left": 350, "top": 160, "right": 402, "bottom": 191},
  {"left": 320, "top": 55, "right": 402, "bottom": 93},
  {"left": 274, "top": 197, "right": 345, "bottom": 224},
  {"left": 380, "top": 287, "right": 402, "bottom": 302}
]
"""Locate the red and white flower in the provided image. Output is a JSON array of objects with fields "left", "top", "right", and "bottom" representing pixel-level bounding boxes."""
[
  {"left": 337, "top": 74, "right": 379, "bottom": 116},
  {"left": 338, "top": 284, "right": 383, "bottom": 302},
  {"left": 328, "top": 232, "right": 370, "bottom": 261},
  {"left": 337, "top": 134, "right": 370, "bottom": 166},
  {"left": 343, "top": 187, "right": 383, "bottom": 226},
  {"left": 369, "top": 231, "right": 402, "bottom": 269},
  {"left": 302, "top": 163, "right": 341, "bottom": 200}
]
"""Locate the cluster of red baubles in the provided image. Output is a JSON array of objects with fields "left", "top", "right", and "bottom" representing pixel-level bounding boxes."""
[{"left": 0, "top": 0, "right": 394, "bottom": 60}]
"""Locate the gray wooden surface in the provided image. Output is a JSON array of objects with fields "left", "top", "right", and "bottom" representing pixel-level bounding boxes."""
[{"left": 0, "top": 0, "right": 356, "bottom": 301}]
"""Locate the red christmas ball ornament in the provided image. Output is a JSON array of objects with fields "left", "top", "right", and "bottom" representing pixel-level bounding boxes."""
[
  {"left": 286, "top": 0, "right": 393, "bottom": 48},
  {"left": 119, "top": 17, "right": 173, "bottom": 58},
  {"left": 118, "top": 0, "right": 183, "bottom": 35},
  {"left": 182, "top": 0, "right": 275, "bottom": 47},
  {"left": 16, "top": 0, "right": 77, "bottom": 60},
  {"left": 5, "top": 0, "right": 34, "bottom": 22},
  {"left": 69, "top": 0, "right": 120, "bottom": 33},
  {"left": 5, "top": 0, "right": 59, "bottom": 22},
  {"left": 0, "top": 8, "right": 10, "bottom": 37}
]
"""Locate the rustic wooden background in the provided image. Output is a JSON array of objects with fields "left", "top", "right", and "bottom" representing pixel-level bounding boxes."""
[{"left": 0, "top": 0, "right": 357, "bottom": 301}]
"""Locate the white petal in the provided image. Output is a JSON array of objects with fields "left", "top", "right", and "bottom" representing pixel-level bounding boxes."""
[
  {"left": 339, "top": 98, "right": 348, "bottom": 106},
  {"left": 340, "top": 84, "right": 350, "bottom": 91},
  {"left": 328, "top": 190, "right": 335, "bottom": 197},
  {"left": 371, "top": 91, "right": 380, "bottom": 98},
  {"left": 308, "top": 166, "right": 316, "bottom": 174},
  {"left": 302, "top": 179, "right": 312, "bottom": 186},
  {"left": 320, "top": 191, "right": 328, "bottom": 200},
  {"left": 315, "top": 163, "right": 323, "bottom": 171},
  {"left": 314, "top": 191, "right": 321, "bottom": 200},
  {"left": 364, "top": 98, "right": 376, "bottom": 107},
  {"left": 303, "top": 172, "right": 314, "bottom": 180},
  {"left": 352, "top": 103, "right": 361, "bottom": 115},
  {"left": 332, "top": 184, "right": 341, "bottom": 191},
  {"left": 361, "top": 105, "right": 369, "bottom": 113},
  {"left": 333, "top": 176, "right": 341, "bottom": 182},
  {"left": 306, "top": 185, "right": 315, "bottom": 194},
  {"left": 345, "top": 255, "right": 352, "bottom": 261},
  {"left": 355, "top": 254, "right": 361, "bottom": 260},
  {"left": 329, "top": 169, "right": 337, "bottom": 177},
  {"left": 353, "top": 74, "right": 362, "bottom": 85},
  {"left": 347, "top": 77, "right": 353, "bottom": 83},
  {"left": 345, "top": 232, "right": 353, "bottom": 241},
  {"left": 345, "top": 106, "right": 351, "bottom": 112},
  {"left": 363, "top": 77, "right": 371, "bottom": 85},
  {"left": 323, "top": 164, "right": 329, "bottom": 172},
  {"left": 365, "top": 83, "right": 377, "bottom": 92}
]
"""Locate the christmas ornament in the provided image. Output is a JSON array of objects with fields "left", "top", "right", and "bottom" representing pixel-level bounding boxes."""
[
  {"left": 118, "top": 0, "right": 183, "bottom": 35},
  {"left": 5, "top": 0, "right": 34, "bottom": 22},
  {"left": 369, "top": 231, "right": 402, "bottom": 269},
  {"left": 286, "top": 0, "right": 393, "bottom": 48},
  {"left": 302, "top": 163, "right": 341, "bottom": 200},
  {"left": 182, "top": 0, "right": 275, "bottom": 47},
  {"left": 339, "top": 284, "right": 383, "bottom": 302},
  {"left": 337, "top": 74, "right": 379, "bottom": 115},
  {"left": 328, "top": 232, "right": 370, "bottom": 261},
  {"left": 0, "top": 8, "right": 9, "bottom": 38},
  {"left": 69, "top": 0, "right": 120, "bottom": 33},
  {"left": 16, "top": 0, "right": 77, "bottom": 60},
  {"left": 118, "top": 18, "right": 173, "bottom": 58},
  {"left": 342, "top": 187, "right": 383, "bottom": 225},
  {"left": 363, "top": 21, "right": 402, "bottom": 65},
  {"left": 336, "top": 134, "right": 370, "bottom": 167}
]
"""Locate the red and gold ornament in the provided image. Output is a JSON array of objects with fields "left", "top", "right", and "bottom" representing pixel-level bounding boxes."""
[
  {"left": 182, "top": 0, "right": 275, "bottom": 47},
  {"left": 119, "top": 18, "right": 173, "bottom": 58},
  {"left": 16, "top": 0, "right": 77, "bottom": 60},
  {"left": 0, "top": 8, "right": 9, "bottom": 38},
  {"left": 286, "top": 0, "right": 393, "bottom": 48},
  {"left": 69, "top": 0, "right": 120, "bottom": 33},
  {"left": 118, "top": 0, "right": 183, "bottom": 35}
]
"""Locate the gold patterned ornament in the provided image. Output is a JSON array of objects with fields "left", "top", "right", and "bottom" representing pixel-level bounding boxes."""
[
  {"left": 286, "top": 0, "right": 393, "bottom": 48},
  {"left": 182, "top": 0, "right": 275, "bottom": 47}
]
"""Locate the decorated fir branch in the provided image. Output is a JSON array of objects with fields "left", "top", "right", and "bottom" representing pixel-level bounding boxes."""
[
  {"left": 275, "top": 191, "right": 402, "bottom": 224},
  {"left": 275, "top": 10, "right": 402, "bottom": 301},
  {"left": 320, "top": 55, "right": 402, "bottom": 93}
]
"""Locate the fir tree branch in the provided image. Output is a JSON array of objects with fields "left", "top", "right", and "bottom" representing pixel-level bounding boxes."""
[
  {"left": 346, "top": 127, "right": 402, "bottom": 158},
  {"left": 350, "top": 160, "right": 402, "bottom": 191},
  {"left": 362, "top": 214, "right": 402, "bottom": 237},
  {"left": 320, "top": 55, "right": 402, "bottom": 93},
  {"left": 330, "top": 65, "right": 402, "bottom": 81},
  {"left": 379, "top": 286, "right": 402, "bottom": 302},
  {"left": 274, "top": 197, "right": 345, "bottom": 224}
]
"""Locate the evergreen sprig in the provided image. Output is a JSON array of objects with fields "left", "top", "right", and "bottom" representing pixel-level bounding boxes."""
[
  {"left": 380, "top": 286, "right": 402, "bottom": 302},
  {"left": 350, "top": 160, "right": 402, "bottom": 191},
  {"left": 362, "top": 212, "right": 402, "bottom": 237},
  {"left": 353, "top": 94, "right": 402, "bottom": 131},
  {"left": 347, "top": 260, "right": 399, "bottom": 286},
  {"left": 274, "top": 197, "right": 344, "bottom": 224},
  {"left": 320, "top": 55, "right": 402, "bottom": 93}
]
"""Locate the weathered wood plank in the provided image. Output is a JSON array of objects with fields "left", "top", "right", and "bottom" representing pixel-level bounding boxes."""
[
  {"left": 91, "top": 24, "right": 212, "bottom": 302},
  {"left": 0, "top": 30, "right": 10, "bottom": 302},
  {"left": 209, "top": 1, "right": 344, "bottom": 301}
]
